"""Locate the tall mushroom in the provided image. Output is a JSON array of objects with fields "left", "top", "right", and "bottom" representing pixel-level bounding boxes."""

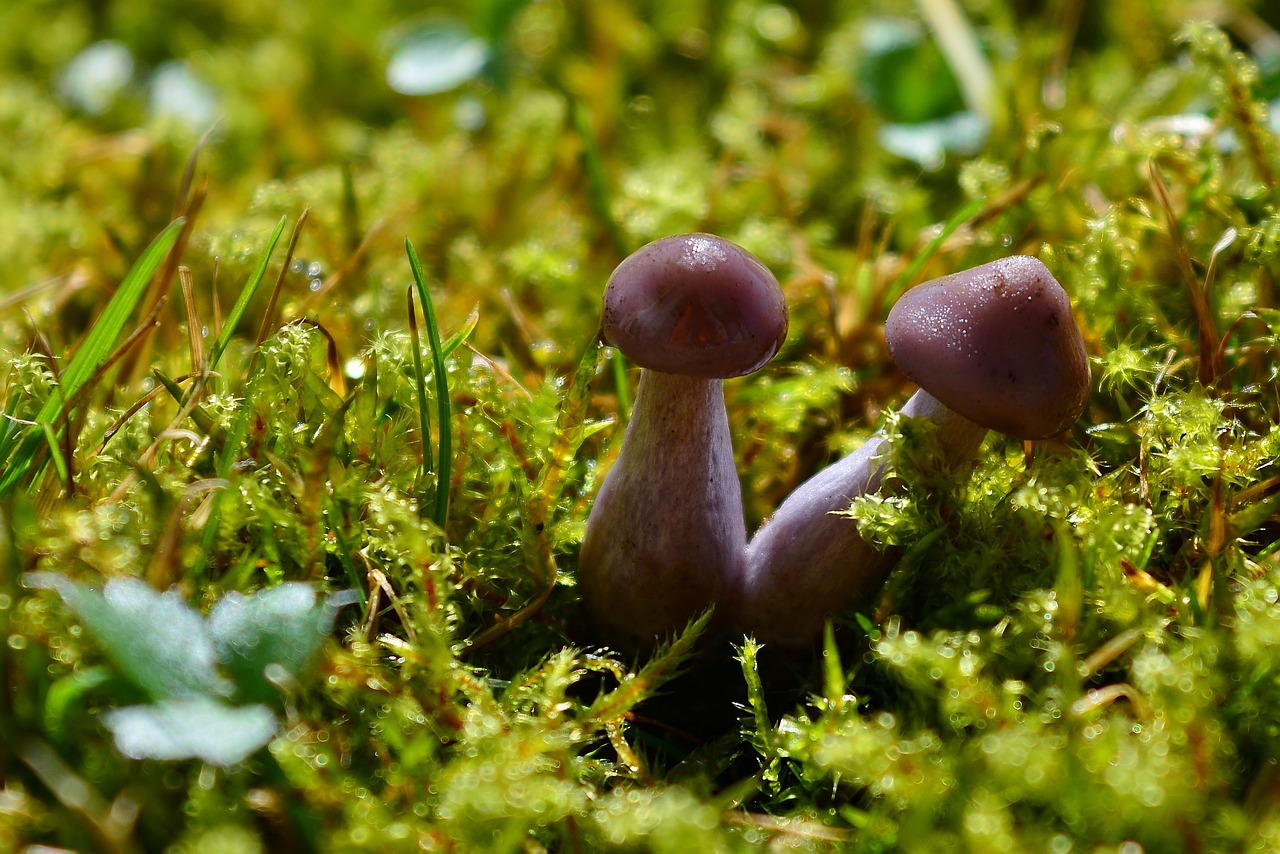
[
  {"left": 739, "top": 256, "right": 1090, "bottom": 649},
  {"left": 579, "top": 234, "right": 788, "bottom": 654}
]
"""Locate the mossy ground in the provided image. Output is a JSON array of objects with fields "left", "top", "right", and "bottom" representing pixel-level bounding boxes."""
[{"left": 2, "top": 1, "right": 1280, "bottom": 851}]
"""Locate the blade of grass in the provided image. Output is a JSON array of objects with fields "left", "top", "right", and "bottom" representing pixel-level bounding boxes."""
[
  {"left": 440, "top": 307, "right": 479, "bottom": 360},
  {"left": 330, "top": 510, "right": 367, "bottom": 609},
  {"left": 208, "top": 216, "right": 287, "bottom": 372},
  {"left": 124, "top": 177, "right": 206, "bottom": 390},
  {"left": 38, "top": 423, "right": 69, "bottom": 491},
  {"left": 46, "top": 221, "right": 184, "bottom": 408},
  {"left": 246, "top": 208, "right": 309, "bottom": 377},
  {"left": 406, "top": 284, "right": 435, "bottom": 502},
  {"left": 0, "top": 219, "right": 185, "bottom": 496},
  {"left": 0, "top": 274, "right": 76, "bottom": 315},
  {"left": 0, "top": 393, "right": 24, "bottom": 464},
  {"left": 566, "top": 93, "right": 629, "bottom": 258},
  {"left": 1149, "top": 161, "right": 1223, "bottom": 388},
  {"left": 402, "top": 303, "right": 476, "bottom": 518},
  {"left": 210, "top": 257, "right": 223, "bottom": 341},
  {"left": 39, "top": 293, "right": 171, "bottom": 470},
  {"left": 882, "top": 196, "right": 986, "bottom": 309},
  {"left": 405, "top": 239, "right": 452, "bottom": 531},
  {"left": 96, "top": 385, "right": 165, "bottom": 455},
  {"left": 150, "top": 369, "right": 217, "bottom": 437},
  {"left": 609, "top": 346, "right": 632, "bottom": 423}
]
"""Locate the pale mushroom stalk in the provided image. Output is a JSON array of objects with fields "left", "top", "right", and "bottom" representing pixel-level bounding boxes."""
[
  {"left": 579, "top": 371, "right": 746, "bottom": 652},
  {"left": 579, "top": 234, "right": 787, "bottom": 654},
  {"left": 740, "top": 256, "right": 1090, "bottom": 650},
  {"left": 740, "top": 391, "right": 986, "bottom": 649}
]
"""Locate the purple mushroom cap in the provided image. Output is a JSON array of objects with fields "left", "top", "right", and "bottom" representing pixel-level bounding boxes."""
[
  {"left": 602, "top": 234, "right": 788, "bottom": 378},
  {"left": 885, "top": 256, "right": 1091, "bottom": 439}
]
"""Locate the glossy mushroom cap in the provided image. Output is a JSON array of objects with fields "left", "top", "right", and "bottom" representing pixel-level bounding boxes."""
[
  {"left": 602, "top": 234, "right": 788, "bottom": 378},
  {"left": 885, "top": 256, "right": 1090, "bottom": 439}
]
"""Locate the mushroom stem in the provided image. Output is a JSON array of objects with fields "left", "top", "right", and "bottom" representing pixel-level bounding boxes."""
[
  {"left": 739, "top": 389, "right": 987, "bottom": 649},
  {"left": 579, "top": 369, "right": 747, "bottom": 653}
]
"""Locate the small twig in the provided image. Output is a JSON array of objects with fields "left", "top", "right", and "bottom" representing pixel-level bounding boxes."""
[
  {"left": 1080, "top": 627, "right": 1144, "bottom": 679},
  {"left": 721, "top": 812, "right": 852, "bottom": 843},
  {"left": 18, "top": 739, "right": 140, "bottom": 854},
  {"left": 1070, "top": 683, "right": 1151, "bottom": 720}
]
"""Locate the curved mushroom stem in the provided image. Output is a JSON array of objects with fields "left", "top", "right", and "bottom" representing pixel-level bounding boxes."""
[
  {"left": 579, "top": 369, "right": 747, "bottom": 653},
  {"left": 738, "top": 389, "right": 987, "bottom": 649}
]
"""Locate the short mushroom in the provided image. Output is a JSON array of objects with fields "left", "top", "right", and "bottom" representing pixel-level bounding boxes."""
[
  {"left": 579, "top": 233, "right": 787, "bottom": 654},
  {"left": 739, "top": 256, "right": 1089, "bottom": 649}
]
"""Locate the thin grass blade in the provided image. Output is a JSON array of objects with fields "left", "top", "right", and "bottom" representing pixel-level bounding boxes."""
[
  {"left": 439, "top": 307, "right": 479, "bottom": 359},
  {"left": 405, "top": 239, "right": 452, "bottom": 531},
  {"left": 208, "top": 216, "right": 287, "bottom": 371},
  {"left": 883, "top": 196, "right": 986, "bottom": 307},
  {"left": 49, "top": 219, "right": 184, "bottom": 408},
  {"left": 567, "top": 95, "right": 629, "bottom": 258},
  {"left": 0, "top": 219, "right": 185, "bottom": 496},
  {"left": 407, "top": 284, "right": 434, "bottom": 491}
]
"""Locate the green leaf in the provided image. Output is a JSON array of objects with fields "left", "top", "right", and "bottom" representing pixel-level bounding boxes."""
[
  {"left": 857, "top": 18, "right": 966, "bottom": 124},
  {"left": 103, "top": 698, "right": 276, "bottom": 766},
  {"left": 206, "top": 583, "right": 340, "bottom": 702},
  {"left": 28, "top": 574, "right": 230, "bottom": 701}
]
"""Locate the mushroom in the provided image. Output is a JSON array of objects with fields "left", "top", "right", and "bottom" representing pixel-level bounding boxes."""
[
  {"left": 739, "top": 256, "right": 1090, "bottom": 649},
  {"left": 579, "top": 233, "right": 788, "bottom": 654}
]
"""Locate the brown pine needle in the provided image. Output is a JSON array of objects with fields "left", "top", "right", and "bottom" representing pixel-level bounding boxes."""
[{"left": 178, "top": 266, "right": 206, "bottom": 374}]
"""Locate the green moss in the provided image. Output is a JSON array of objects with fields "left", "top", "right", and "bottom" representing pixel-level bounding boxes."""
[{"left": 4, "top": 2, "right": 1280, "bottom": 850}]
